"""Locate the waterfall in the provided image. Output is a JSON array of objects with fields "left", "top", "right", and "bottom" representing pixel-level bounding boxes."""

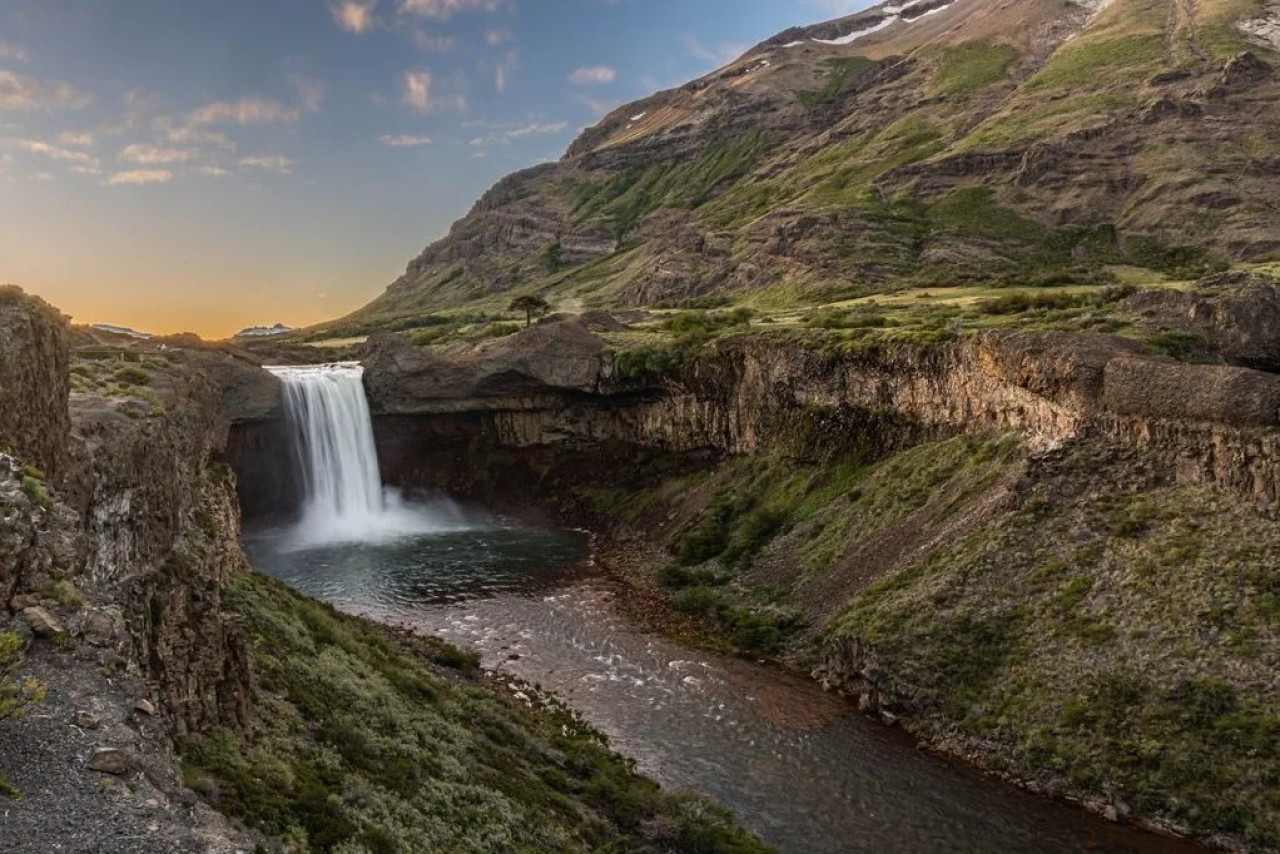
[{"left": 267, "top": 363, "right": 460, "bottom": 547}]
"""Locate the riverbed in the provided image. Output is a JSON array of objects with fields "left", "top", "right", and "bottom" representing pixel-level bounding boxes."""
[{"left": 245, "top": 510, "right": 1206, "bottom": 854}]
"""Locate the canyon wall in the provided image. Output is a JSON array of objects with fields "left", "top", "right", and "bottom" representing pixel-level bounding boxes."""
[
  {"left": 241, "top": 321, "right": 1280, "bottom": 511},
  {"left": 0, "top": 291, "right": 255, "bottom": 740}
]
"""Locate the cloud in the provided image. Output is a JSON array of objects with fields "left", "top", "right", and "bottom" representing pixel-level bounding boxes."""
[
  {"left": 189, "top": 97, "right": 301, "bottom": 126},
  {"left": 402, "top": 69, "right": 433, "bottom": 113},
  {"left": 569, "top": 65, "right": 616, "bottom": 86},
  {"left": 0, "top": 70, "right": 91, "bottom": 111},
  {"left": 330, "top": 0, "right": 378, "bottom": 33},
  {"left": 411, "top": 29, "right": 456, "bottom": 52},
  {"left": 238, "top": 154, "right": 294, "bottom": 172},
  {"left": 398, "top": 0, "right": 504, "bottom": 19},
  {"left": 107, "top": 169, "right": 172, "bottom": 185},
  {"left": 684, "top": 35, "right": 747, "bottom": 69},
  {"left": 12, "top": 139, "right": 100, "bottom": 170},
  {"left": 471, "top": 120, "right": 567, "bottom": 147},
  {"left": 119, "top": 143, "right": 197, "bottom": 165},
  {"left": 495, "top": 51, "right": 519, "bottom": 93},
  {"left": 195, "top": 165, "right": 232, "bottom": 177},
  {"left": 484, "top": 28, "right": 514, "bottom": 45},
  {"left": 379, "top": 133, "right": 431, "bottom": 146},
  {"left": 58, "top": 131, "right": 94, "bottom": 147},
  {"left": 400, "top": 68, "right": 465, "bottom": 114},
  {"left": 289, "top": 74, "right": 325, "bottom": 113},
  {"left": 0, "top": 44, "right": 27, "bottom": 62}
]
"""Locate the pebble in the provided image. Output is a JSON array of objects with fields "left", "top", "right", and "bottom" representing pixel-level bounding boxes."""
[
  {"left": 134, "top": 698, "right": 156, "bottom": 716},
  {"left": 74, "top": 710, "right": 101, "bottom": 730}
]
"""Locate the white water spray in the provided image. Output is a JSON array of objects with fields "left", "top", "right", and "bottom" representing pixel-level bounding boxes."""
[{"left": 267, "top": 363, "right": 467, "bottom": 548}]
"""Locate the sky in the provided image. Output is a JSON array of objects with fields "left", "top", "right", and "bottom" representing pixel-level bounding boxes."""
[{"left": 0, "top": 0, "right": 871, "bottom": 337}]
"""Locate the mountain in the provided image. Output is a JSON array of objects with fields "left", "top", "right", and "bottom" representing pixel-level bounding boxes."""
[
  {"left": 342, "top": 0, "right": 1280, "bottom": 330},
  {"left": 233, "top": 322, "right": 294, "bottom": 339}
]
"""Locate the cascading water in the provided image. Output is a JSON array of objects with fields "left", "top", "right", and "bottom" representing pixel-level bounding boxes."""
[{"left": 267, "top": 363, "right": 467, "bottom": 548}]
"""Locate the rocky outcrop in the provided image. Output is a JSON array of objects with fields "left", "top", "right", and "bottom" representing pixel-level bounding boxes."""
[
  {"left": 339, "top": 321, "right": 1280, "bottom": 508},
  {"left": 0, "top": 287, "right": 70, "bottom": 480},
  {"left": 1120, "top": 271, "right": 1280, "bottom": 370}
]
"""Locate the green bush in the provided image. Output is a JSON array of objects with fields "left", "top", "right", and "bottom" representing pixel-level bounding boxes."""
[{"left": 113, "top": 366, "right": 151, "bottom": 386}]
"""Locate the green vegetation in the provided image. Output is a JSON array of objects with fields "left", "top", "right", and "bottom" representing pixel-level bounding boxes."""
[
  {"left": 187, "top": 571, "right": 770, "bottom": 853},
  {"left": 21, "top": 475, "right": 51, "bottom": 510},
  {"left": 112, "top": 366, "right": 151, "bottom": 386},
  {"left": 509, "top": 294, "right": 551, "bottom": 328},
  {"left": 1, "top": 632, "right": 46, "bottom": 798},
  {"left": 827, "top": 444, "right": 1280, "bottom": 848},
  {"left": 929, "top": 42, "right": 1019, "bottom": 97},
  {"left": 795, "top": 57, "right": 875, "bottom": 108}
]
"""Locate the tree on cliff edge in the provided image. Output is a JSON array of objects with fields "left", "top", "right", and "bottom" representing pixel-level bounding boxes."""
[{"left": 509, "top": 294, "right": 551, "bottom": 328}]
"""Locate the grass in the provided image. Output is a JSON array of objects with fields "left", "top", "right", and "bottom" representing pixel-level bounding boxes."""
[
  {"left": 188, "top": 570, "right": 771, "bottom": 853},
  {"left": 795, "top": 56, "right": 875, "bottom": 108},
  {"left": 929, "top": 42, "right": 1019, "bottom": 97},
  {"left": 826, "top": 444, "right": 1280, "bottom": 847}
]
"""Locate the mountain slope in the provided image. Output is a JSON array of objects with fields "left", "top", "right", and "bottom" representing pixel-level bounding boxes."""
[{"left": 346, "top": 0, "right": 1280, "bottom": 328}]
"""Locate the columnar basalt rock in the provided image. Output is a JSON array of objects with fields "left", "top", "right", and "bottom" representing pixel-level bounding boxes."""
[{"left": 0, "top": 287, "right": 71, "bottom": 480}]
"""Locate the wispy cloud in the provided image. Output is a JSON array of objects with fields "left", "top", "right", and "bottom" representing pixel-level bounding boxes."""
[
  {"left": 402, "top": 69, "right": 434, "bottom": 113},
  {"left": 189, "top": 97, "right": 301, "bottom": 126},
  {"left": 195, "top": 165, "right": 232, "bottom": 177},
  {"left": 107, "top": 169, "right": 172, "bottom": 185},
  {"left": 0, "top": 70, "right": 91, "bottom": 111},
  {"left": 58, "top": 131, "right": 94, "bottom": 147},
  {"left": 411, "top": 29, "right": 456, "bottom": 52},
  {"left": 379, "top": 133, "right": 431, "bottom": 147},
  {"left": 684, "top": 35, "right": 747, "bottom": 69},
  {"left": 569, "top": 65, "right": 616, "bottom": 86},
  {"left": 119, "top": 143, "right": 197, "bottom": 165},
  {"left": 330, "top": 0, "right": 378, "bottom": 33},
  {"left": 289, "top": 74, "right": 325, "bottom": 113},
  {"left": 485, "top": 28, "right": 514, "bottom": 45},
  {"left": 12, "top": 139, "right": 99, "bottom": 170},
  {"left": 400, "top": 69, "right": 465, "bottom": 113},
  {"left": 0, "top": 43, "right": 27, "bottom": 63},
  {"left": 238, "top": 154, "right": 294, "bottom": 172},
  {"left": 470, "top": 120, "right": 567, "bottom": 147},
  {"left": 399, "top": 0, "right": 505, "bottom": 20},
  {"left": 495, "top": 51, "right": 519, "bottom": 93}
]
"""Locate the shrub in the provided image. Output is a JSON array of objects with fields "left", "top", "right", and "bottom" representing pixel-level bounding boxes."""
[{"left": 113, "top": 366, "right": 151, "bottom": 386}]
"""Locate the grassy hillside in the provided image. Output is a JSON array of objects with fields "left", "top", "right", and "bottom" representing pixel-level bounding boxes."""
[
  {"left": 185, "top": 571, "right": 770, "bottom": 853},
  {"left": 317, "top": 0, "right": 1280, "bottom": 341}
]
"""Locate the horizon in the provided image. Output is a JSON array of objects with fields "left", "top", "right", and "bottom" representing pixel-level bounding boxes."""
[{"left": 0, "top": 0, "right": 872, "bottom": 338}]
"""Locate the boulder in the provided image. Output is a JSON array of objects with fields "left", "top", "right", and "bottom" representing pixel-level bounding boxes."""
[
  {"left": 85, "top": 747, "right": 129, "bottom": 775},
  {"left": 22, "top": 606, "right": 64, "bottom": 638}
]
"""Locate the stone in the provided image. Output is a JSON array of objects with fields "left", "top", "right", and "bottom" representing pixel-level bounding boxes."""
[
  {"left": 9, "top": 594, "right": 39, "bottom": 612},
  {"left": 75, "top": 710, "right": 101, "bottom": 730},
  {"left": 134, "top": 698, "right": 156, "bottom": 716},
  {"left": 22, "top": 606, "right": 64, "bottom": 638},
  {"left": 86, "top": 747, "right": 129, "bottom": 776},
  {"left": 83, "top": 611, "right": 118, "bottom": 647}
]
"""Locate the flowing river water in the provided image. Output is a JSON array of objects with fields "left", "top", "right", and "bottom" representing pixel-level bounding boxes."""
[{"left": 244, "top": 515, "right": 1207, "bottom": 854}]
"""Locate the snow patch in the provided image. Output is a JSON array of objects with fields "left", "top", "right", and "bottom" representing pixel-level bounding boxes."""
[
  {"left": 630, "top": 112, "right": 647, "bottom": 121},
  {"left": 802, "top": 0, "right": 955, "bottom": 47}
]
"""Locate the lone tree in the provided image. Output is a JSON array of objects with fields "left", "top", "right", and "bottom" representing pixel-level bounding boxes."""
[{"left": 509, "top": 294, "right": 551, "bottom": 328}]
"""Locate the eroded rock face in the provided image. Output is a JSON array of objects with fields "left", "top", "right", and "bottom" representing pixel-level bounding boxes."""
[
  {"left": 0, "top": 287, "right": 70, "bottom": 480},
  {"left": 346, "top": 322, "right": 1280, "bottom": 505},
  {"left": 1120, "top": 271, "right": 1280, "bottom": 370},
  {"left": 362, "top": 318, "right": 609, "bottom": 413}
]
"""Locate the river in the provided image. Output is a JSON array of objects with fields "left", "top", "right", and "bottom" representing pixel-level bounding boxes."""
[{"left": 244, "top": 510, "right": 1207, "bottom": 854}]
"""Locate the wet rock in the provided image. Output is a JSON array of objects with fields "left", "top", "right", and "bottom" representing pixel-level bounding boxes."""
[
  {"left": 23, "top": 606, "right": 64, "bottom": 638},
  {"left": 85, "top": 747, "right": 130, "bottom": 776}
]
